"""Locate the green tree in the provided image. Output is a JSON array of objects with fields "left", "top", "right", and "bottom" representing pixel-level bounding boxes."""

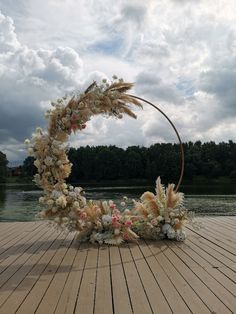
[
  {"left": 0, "top": 151, "right": 8, "bottom": 182},
  {"left": 22, "top": 156, "right": 36, "bottom": 177}
]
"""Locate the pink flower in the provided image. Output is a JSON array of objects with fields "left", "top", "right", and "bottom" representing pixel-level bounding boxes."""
[
  {"left": 110, "top": 203, "right": 116, "bottom": 209},
  {"left": 80, "top": 212, "right": 87, "bottom": 220},
  {"left": 70, "top": 124, "right": 78, "bottom": 132},
  {"left": 151, "top": 219, "right": 158, "bottom": 226},
  {"left": 112, "top": 216, "right": 118, "bottom": 223},
  {"left": 124, "top": 233, "right": 129, "bottom": 241},
  {"left": 71, "top": 113, "right": 79, "bottom": 122},
  {"left": 125, "top": 220, "right": 132, "bottom": 227}
]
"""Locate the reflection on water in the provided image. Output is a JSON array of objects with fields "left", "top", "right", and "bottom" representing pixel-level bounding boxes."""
[{"left": 0, "top": 183, "right": 236, "bottom": 221}]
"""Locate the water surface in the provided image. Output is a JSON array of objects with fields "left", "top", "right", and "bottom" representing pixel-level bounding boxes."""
[{"left": 0, "top": 184, "right": 236, "bottom": 221}]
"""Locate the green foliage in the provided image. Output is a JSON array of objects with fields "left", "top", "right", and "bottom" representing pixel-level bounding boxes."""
[
  {"left": 20, "top": 141, "right": 236, "bottom": 183},
  {"left": 22, "top": 156, "right": 37, "bottom": 177},
  {"left": 0, "top": 151, "right": 8, "bottom": 182}
]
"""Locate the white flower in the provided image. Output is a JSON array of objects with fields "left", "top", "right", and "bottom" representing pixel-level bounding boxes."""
[
  {"left": 47, "top": 199, "right": 54, "bottom": 206},
  {"left": 73, "top": 201, "right": 80, "bottom": 209},
  {"left": 62, "top": 217, "right": 69, "bottom": 223},
  {"left": 68, "top": 191, "right": 76, "bottom": 199},
  {"left": 123, "top": 209, "right": 130, "bottom": 215},
  {"left": 167, "top": 227, "right": 176, "bottom": 239},
  {"left": 28, "top": 148, "right": 34, "bottom": 156},
  {"left": 62, "top": 183, "right": 67, "bottom": 189},
  {"left": 75, "top": 187, "right": 82, "bottom": 194},
  {"left": 176, "top": 231, "right": 186, "bottom": 242},
  {"left": 157, "top": 215, "right": 163, "bottom": 222},
  {"left": 34, "top": 159, "right": 40, "bottom": 168},
  {"left": 114, "top": 229, "right": 120, "bottom": 235},
  {"left": 148, "top": 214, "right": 154, "bottom": 220},
  {"left": 39, "top": 197, "right": 45, "bottom": 204},
  {"left": 56, "top": 195, "right": 67, "bottom": 208},
  {"left": 52, "top": 190, "right": 62, "bottom": 199},
  {"left": 174, "top": 218, "right": 180, "bottom": 224},
  {"left": 162, "top": 223, "right": 171, "bottom": 234},
  {"left": 36, "top": 127, "right": 43, "bottom": 133},
  {"left": 44, "top": 156, "right": 53, "bottom": 166},
  {"left": 102, "top": 215, "right": 112, "bottom": 224},
  {"left": 120, "top": 202, "right": 126, "bottom": 207},
  {"left": 24, "top": 139, "right": 30, "bottom": 145},
  {"left": 54, "top": 217, "right": 60, "bottom": 224}
]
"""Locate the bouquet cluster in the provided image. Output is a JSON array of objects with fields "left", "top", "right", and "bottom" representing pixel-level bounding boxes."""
[{"left": 25, "top": 77, "right": 188, "bottom": 245}]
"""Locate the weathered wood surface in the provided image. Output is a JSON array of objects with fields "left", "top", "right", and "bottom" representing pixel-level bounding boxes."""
[{"left": 0, "top": 217, "right": 235, "bottom": 313}]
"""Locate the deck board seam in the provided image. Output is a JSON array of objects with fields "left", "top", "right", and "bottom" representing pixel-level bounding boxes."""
[
  {"left": 118, "top": 246, "right": 134, "bottom": 314},
  {"left": 161, "top": 242, "right": 231, "bottom": 313},
  {"left": 166, "top": 241, "right": 235, "bottom": 312}
]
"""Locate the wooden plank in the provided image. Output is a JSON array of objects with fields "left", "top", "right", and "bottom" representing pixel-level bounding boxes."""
[
  {"left": 187, "top": 228, "right": 236, "bottom": 268},
  {"left": 35, "top": 233, "right": 78, "bottom": 314},
  {"left": 0, "top": 228, "right": 57, "bottom": 309},
  {"left": 54, "top": 243, "right": 88, "bottom": 314},
  {"left": 138, "top": 241, "right": 192, "bottom": 314},
  {"left": 129, "top": 243, "right": 172, "bottom": 313},
  {"left": 187, "top": 226, "right": 236, "bottom": 260},
  {"left": 0, "top": 222, "right": 19, "bottom": 239},
  {"left": 109, "top": 246, "right": 132, "bottom": 314},
  {"left": 200, "top": 221, "right": 236, "bottom": 248},
  {"left": 0, "top": 222, "right": 43, "bottom": 261},
  {"left": 0, "top": 222, "right": 41, "bottom": 256},
  {"left": 206, "top": 217, "right": 236, "bottom": 233},
  {"left": 218, "top": 216, "right": 236, "bottom": 227},
  {"left": 3, "top": 230, "right": 67, "bottom": 314},
  {"left": 16, "top": 231, "right": 74, "bottom": 314},
  {"left": 119, "top": 244, "right": 153, "bottom": 314},
  {"left": 74, "top": 244, "right": 98, "bottom": 314},
  {"left": 182, "top": 239, "right": 236, "bottom": 296},
  {"left": 162, "top": 242, "right": 232, "bottom": 314},
  {"left": 0, "top": 224, "right": 50, "bottom": 282},
  {"left": 166, "top": 241, "right": 236, "bottom": 312},
  {"left": 147, "top": 241, "right": 212, "bottom": 314},
  {"left": 94, "top": 246, "right": 113, "bottom": 314}
]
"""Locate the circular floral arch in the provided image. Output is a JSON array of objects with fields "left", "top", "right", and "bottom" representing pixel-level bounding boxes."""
[{"left": 26, "top": 77, "right": 187, "bottom": 245}]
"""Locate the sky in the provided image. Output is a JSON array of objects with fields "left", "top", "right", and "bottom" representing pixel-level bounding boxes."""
[{"left": 0, "top": 0, "right": 236, "bottom": 166}]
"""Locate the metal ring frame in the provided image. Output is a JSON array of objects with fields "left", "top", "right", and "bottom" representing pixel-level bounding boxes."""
[{"left": 128, "top": 94, "right": 185, "bottom": 192}]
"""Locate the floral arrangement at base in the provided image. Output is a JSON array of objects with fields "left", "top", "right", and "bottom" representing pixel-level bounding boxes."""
[{"left": 25, "top": 77, "right": 188, "bottom": 245}]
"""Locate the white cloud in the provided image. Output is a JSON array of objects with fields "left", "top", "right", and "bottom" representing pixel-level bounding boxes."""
[{"left": 0, "top": 0, "right": 236, "bottom": 165}]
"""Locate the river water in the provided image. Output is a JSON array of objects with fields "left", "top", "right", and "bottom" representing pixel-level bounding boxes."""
[{"left": 0, "top": 184, "right": 236, "bottom": 221}]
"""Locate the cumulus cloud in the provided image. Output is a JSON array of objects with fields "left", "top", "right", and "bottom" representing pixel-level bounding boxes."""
[
  {"left": 1, "top": 0, "right": 236, "bottom": 165},
  {"left": 0, "top": 10, "right": 85, "bottom": 164}
]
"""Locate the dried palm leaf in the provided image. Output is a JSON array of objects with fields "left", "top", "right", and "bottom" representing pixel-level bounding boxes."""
[
  {"left": 166, "top": 184, "right": 181, "bottom": 209},
  {"left": 105, "top": 82, "right": 134, "bottom": 93},
  {"left": 155, "top": 177, "right": 166, "bottom": 205},
  {"left": 120, "top": 106, "right": 137, "bottom": 119}
]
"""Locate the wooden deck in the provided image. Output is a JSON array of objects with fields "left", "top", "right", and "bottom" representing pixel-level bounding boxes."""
[{"left": 0, "top": 217, "right": 235, "bottom": 314}]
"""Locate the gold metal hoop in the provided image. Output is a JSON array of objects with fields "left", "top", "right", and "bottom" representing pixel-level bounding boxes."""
[{"left": 128, "top": 94, "right": 184, "bottom": 192}]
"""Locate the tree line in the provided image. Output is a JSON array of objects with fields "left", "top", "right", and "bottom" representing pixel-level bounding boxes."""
[{"left": 18, "top": 141, "right": 236, "bottom": 184}]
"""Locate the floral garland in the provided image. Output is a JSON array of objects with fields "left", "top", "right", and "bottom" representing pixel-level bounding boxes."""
[{"left": 25, "top": 77, "right": 187, "bottom": 245}]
